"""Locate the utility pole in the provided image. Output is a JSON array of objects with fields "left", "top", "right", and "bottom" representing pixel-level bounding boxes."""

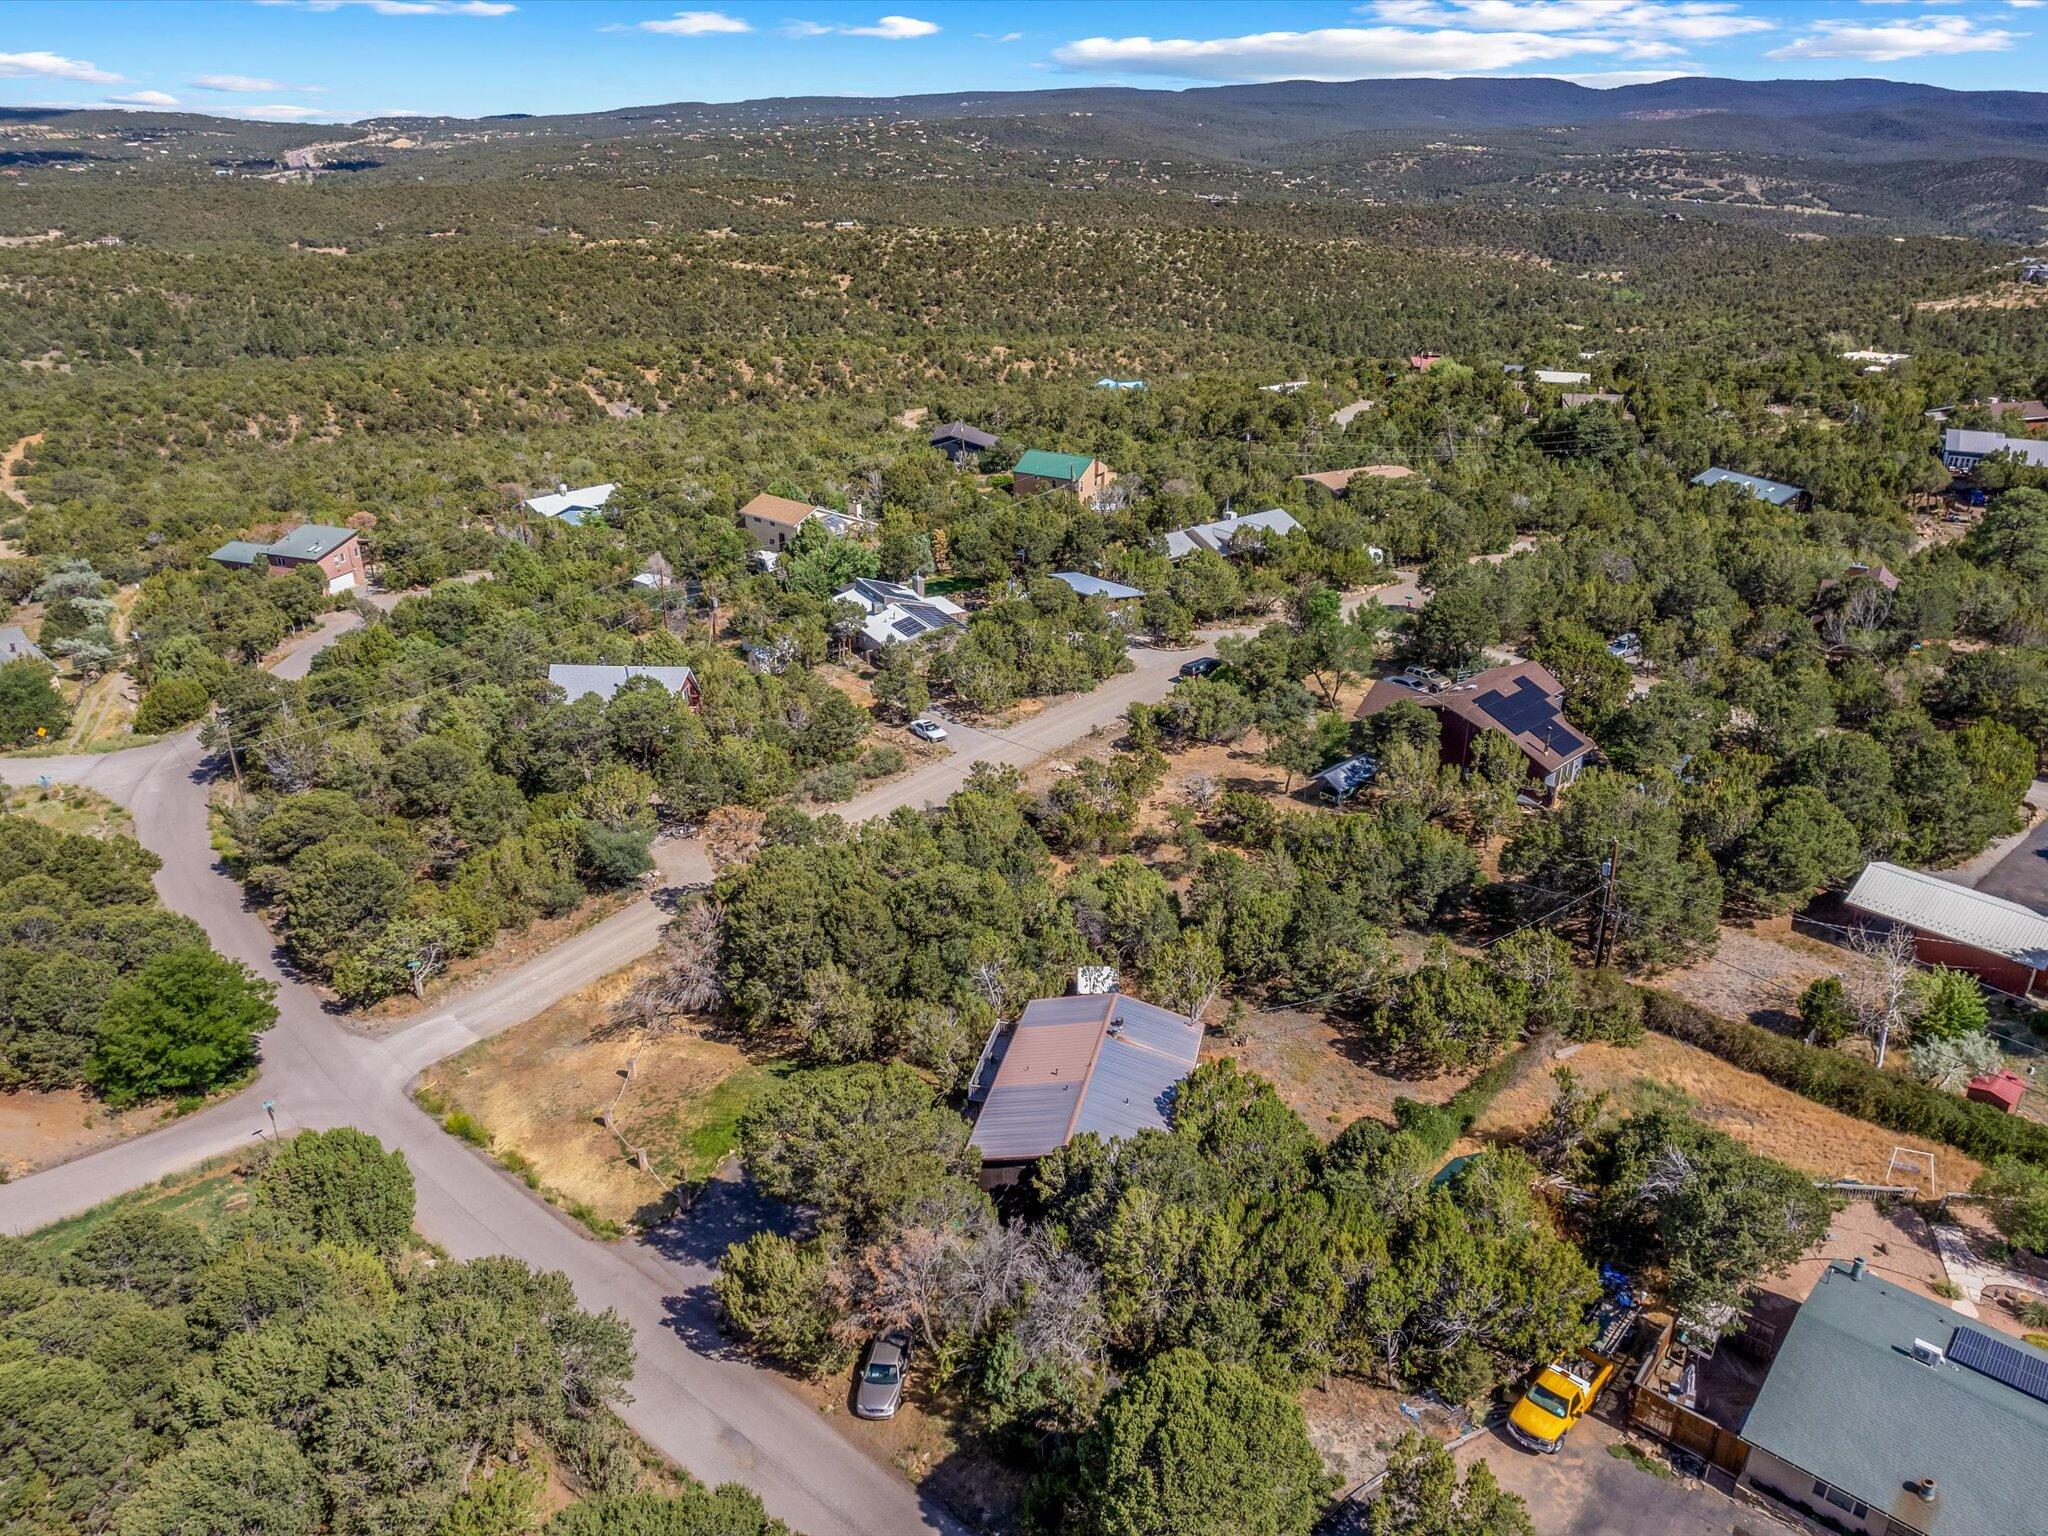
[
  {"left": 1592, "top": 837, "right": 1622, "bottom": 969},
  {"left": 219, "top": 714, "right": 244, "bottom": 796}
]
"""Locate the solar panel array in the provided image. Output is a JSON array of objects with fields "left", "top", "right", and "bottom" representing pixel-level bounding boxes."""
[{"left": 1950, "top": 1325, "right": 2048, "bottom": 1404}]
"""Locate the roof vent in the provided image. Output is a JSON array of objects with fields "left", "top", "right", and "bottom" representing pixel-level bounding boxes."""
[
  {"left": 1914, "top": 1478, "right": 1939, "bottom": 1502},
  {"left": 1850, "top": 1256, "right": 1867, "bottom": 1280},
  {"left": 1911, "top": 1338, "right": 1946, "bottom": 1368}
]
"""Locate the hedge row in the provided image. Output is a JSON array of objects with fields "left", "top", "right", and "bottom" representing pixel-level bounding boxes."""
[
  {"left": 1640, "top": 989, "right": 2048, "bottom": 1171},
  {"left": 1395, "top": 1039, "right": 1536, "bottom": 1162}
]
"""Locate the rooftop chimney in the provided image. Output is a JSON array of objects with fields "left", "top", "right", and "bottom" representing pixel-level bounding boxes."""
[{"left": 913, "top": 572, "right": 926, "bottom": 597}]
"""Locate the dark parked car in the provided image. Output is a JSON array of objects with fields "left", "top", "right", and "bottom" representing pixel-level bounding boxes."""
[
  {"left": 854, "top": 1331, "right": 911, "bottom": 1419},
  {"left": 1177, "top": 656, "right": 1222, "bottom": 679}
]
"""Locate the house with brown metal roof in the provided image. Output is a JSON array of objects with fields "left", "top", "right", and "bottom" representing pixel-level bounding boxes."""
[
  {"left": 1356, "top": 660, "right": 1594, "bottom": 801},
  {"left": 966, "top": 990, "right": 1202, "bottom": 1173},
  {"left": 1297, "top": 465, "right": 1415, "bottom": 495}
]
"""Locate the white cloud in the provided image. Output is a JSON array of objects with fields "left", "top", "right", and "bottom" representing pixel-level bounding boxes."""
[
  {"left": 1768, "top": 13, "right": 2019, "bottom": 59},
  {"left": 977, "top": 30, "right": 1025, "bottom": 42},
  {"left": 256, "top": 0, "right": 515, "bottom": 16},
  {"left": 193, "top": 73, "right": 296, "bottom": 92},
  {"left": 1365, "top": 1, "right": 1770, "bottom": 43},
  {"left": 0, "top": 51, "right": 123, "bottom": 84},
  {"left": 107, "top": 89, "right": 180, "bottom": 106},
  {"left": 229, "top": 102, "right": 331, "bottom": 120},
  {"left": 1052, "top": 25, "right": 1614, "bottom": 80},
  {"left": 633, "top": 10, "right": 751, "bottom": 33},
  {"left": 786, "top": 14, "right": 939, "bottom": 39}
]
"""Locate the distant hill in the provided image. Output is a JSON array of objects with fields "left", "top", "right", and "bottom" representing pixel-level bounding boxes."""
[{"left": 3, "top": 76, "right": 2044, "bottom": 241}]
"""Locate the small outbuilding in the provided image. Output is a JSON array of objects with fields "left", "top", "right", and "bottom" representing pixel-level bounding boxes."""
[{"left": 1966, "top": 1070, "right": 2027, "bottom": 1113}]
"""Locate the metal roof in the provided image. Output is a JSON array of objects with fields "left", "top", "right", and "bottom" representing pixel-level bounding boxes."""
[
  {"left": 1844, "top": 862, "right": 2048, "bottom": 971},
  {"left": 929, "top": 420, "right": 996, "bottom": 450},
  {"left": 1944, "top": 429, "right": 2048, "bottom": 468},
  {"left": 969, "top": 993, "right": 1200, "bottom": 1162},
  {"left": 546, "top": 664, "right": 695, "bottom": 704},
  {"left": 1691, "top": 467, "right": 1805, "bottom": 505},
  {"left": 264, "top": 524, "right": 358, "bottom": 562},
  {"left": 208, "top": 539, "right": 268, "bottom": 567},
  {"left": 524, "top": 483, "right": 615, "bottom": 521},
  {"left": 1534, "top": 369, "right": 1592, "bottom": 384},
  {"left": 1741, "top": 1262, "right": 2048, "bottom": 1536},
  {"left": 1163, "top": 508, "right": 1301, "bottom": 561},
  {"left": 1014, "top": 449, "right": 1098, "bottom": 481},
  {"left": 0, "top": 624, "right": 45, "bottom": 663},
  {"left": 1051, "top": 572, "right": 1145, "bottom": 600}
]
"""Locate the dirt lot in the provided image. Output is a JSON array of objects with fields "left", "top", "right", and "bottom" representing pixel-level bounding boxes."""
[
  {"left": 419, "top": 961, "right": 792, "bottom": 1229},
  {"left": 0, "top": 1087, "right": 180, "bottom": 1182},
  {"left": 1213, "top": 1005, "right": 1469, "bottom": 1138},
  {"left": 1654, "top": 923, "right": 1853, "bottom": 1032},
  {"left": 1304, "top": 1375, "right": 1475, "bottom": 1494},
  {"left": 1473, "top": 1032, "right": 1979, "bottom": 1193}
]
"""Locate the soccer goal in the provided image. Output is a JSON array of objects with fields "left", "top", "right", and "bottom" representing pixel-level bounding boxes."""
[{"left": 1885, "top": 1146, "right": 1936, "bottom": 1195}]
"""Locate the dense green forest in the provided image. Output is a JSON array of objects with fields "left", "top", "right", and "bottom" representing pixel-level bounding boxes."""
[{"left": 0, "top": 1129, "right": 786, "bottom": 1536}]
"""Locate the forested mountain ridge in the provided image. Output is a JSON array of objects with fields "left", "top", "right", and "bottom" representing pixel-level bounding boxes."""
[{"left": 3, "top": 74, "right": 2045, "bottom": 239}]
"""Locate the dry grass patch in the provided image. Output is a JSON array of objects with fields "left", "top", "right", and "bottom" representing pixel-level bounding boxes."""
[
  {"left": 1473, "top": 1031, "right": 1979, "bottom": 1193},
  {"left": 420, "top": 962, "right": 793, "bottom": 1230}
]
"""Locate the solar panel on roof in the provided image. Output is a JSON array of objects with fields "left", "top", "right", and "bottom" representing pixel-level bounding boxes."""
[
  {"left": 1950, "top": 1326, "right": 2048, "bottom": 1404},
  {"left": 891, "top": 617, "right": 924, "bottom": 637}
]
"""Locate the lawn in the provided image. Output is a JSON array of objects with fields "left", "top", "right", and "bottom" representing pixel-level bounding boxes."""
[
  {"left": 419, "top": 960, "right": 795, "bottom": 1229},
  {"left": 22, "top": 1152, "right": 256, "bottom": 1260},
  {"left": 3, "top": 781, "right": 134, "bottom": 840}
]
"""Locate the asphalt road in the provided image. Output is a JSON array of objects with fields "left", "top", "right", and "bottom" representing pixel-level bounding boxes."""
[{"left": 0, "top": 614, "right": 1215, "bottom": 1536}]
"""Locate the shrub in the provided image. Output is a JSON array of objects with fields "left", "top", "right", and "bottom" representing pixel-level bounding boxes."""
[
  {"left": 1642, "top": 990, "right": 2048, "bottom": 1169},
  {"left": 254, "top": 1127, "right": 416, "bottom": 1251},
  {"left": 133, "top": 675, "right": 212, "bottom": 734},
  {"left": 444, "top": 1108, "right": 492, "bottom": 1147}
]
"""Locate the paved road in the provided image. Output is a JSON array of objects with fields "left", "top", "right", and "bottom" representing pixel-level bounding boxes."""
[
  {"left": 0, "top": 613, "right": 1215, "bottom": 1536},
  {"left": 1960, "top": 780, "right": 2048, "bottom": 910}
]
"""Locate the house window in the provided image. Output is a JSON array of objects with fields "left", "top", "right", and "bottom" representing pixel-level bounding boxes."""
[{"left": 1811, "top": 1479, "right": 1869, "bottom": 1521}]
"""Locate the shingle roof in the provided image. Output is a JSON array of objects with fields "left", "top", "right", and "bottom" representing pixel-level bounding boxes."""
[
  {"left": 740, "top": 492, "right": 822, "bottom": 527},
  {"left": 1356, "top": 661, "right": 1592, "bottom": 775},
  {"left": 1692, "top": 467, "right": 1805, "bottom": 505},
  {"left": 969, "top": 993, "right": 1201, "bottom": 1162},
  {"left": 524, "top": 483, "right": 616, "bottom": 521},
  {"left": 1740, "top": 1262, "right": 2048, "bottom": 1536},
  {"left": 1162, "top": 508, "right": 1301, "bottom": 561},
  {"left": 1844, "top": 862, "right": 2048, "bottom": 971},
  {"left": 546, "top": 664, "right": 696, "bottom": 704},
  {"left": 0, "top": 624, "right": 45, "bottom": 664},
  {"left": 1051, "top": 572, "right": 1145, "bottom": 600},
  {"left": 264, "top": 524, "right": 358, "bottom": 562},
  {"left": 929, "top": 420, "right": 996, "bottom": 450},
  {"left": 1014, "top": 449, "right": 1099, "bottom": 482},
  {"left": 1298, "top": 465, "right": 1414, "bottom": 493}
]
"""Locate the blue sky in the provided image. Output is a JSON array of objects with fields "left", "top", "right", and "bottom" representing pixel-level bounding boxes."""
[{"left": 2, "top": 0, "right": 2042, "bottom": 122}]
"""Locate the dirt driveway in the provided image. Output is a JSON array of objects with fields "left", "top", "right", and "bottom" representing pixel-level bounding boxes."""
[{"left": 1456, "top": 1411, "right": 1788, "bottom": 1536}]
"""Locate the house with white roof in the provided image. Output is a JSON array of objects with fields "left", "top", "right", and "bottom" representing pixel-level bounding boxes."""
[
  {"left": 1161, "top": 507, "right": 1300, "bottom": 562},
  {"left": 832, "top": 577, "right": 966, "bottom": 653},
  {"left": 547, "top": 663, "right": 700, "bottom": 710}
]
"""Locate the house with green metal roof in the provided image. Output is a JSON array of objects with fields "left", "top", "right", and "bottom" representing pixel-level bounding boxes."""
[
  {"left": 1011, "top": 449, "right": 1116, "bottom": 507},
  {"left": 1738, "top": 1259, "right": 2048, "bottom": 1535}
]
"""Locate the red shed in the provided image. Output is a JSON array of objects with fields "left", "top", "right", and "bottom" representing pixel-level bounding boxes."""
[{"left": 1967, "top": 1070, "right": 2027, "bottom": 1113}]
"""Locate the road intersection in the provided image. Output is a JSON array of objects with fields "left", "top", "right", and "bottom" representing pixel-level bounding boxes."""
[{"left": 0, "top": 612, "right": 1214, "bottom": 1536}]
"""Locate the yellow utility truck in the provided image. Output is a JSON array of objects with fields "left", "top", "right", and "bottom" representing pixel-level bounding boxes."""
[{"left": 1507, "top": 1297, "right": 1638, "bottom": 1454}]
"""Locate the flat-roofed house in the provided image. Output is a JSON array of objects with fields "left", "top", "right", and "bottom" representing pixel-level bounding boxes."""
[
  {"left": 1843, "top": 862, "right": 2048, "bottom": 996},
  {"left": 524, "top": 483, "right": 616, "bottom": 528},
  {"left": 1692, "top": 467, "right": 1808, "bottom": 509},
  {"left": 967, "top": 991, "right": 1202, "bottom": 1174},
  {"left": 546, "top": 663, "right": 701, "bottom": 710},
  {"left": 1356, "top": 660, "right": 1593, "bottom": 801},
  {"left": 1011, "top": 450, "right": 1116, "bottom": 505},
  {"left": 1739, "top": 1259, "right": 2048, "bottom": 1536}
]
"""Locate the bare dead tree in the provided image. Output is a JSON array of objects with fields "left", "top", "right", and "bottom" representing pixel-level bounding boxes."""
[
  {"left": 1849, "top": 922, "right": 1917, "bottom": 1069},
  {"left": 1182, "top": 772, "right": 1220, "bottom": 814},
  {"left": 609, "top": 901, "right": 724, "bottom": 1037}
]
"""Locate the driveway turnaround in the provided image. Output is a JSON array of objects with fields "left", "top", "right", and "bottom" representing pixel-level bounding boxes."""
[{"left": 0, "top": 615, "right": 1217, "bottom": 1536}]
